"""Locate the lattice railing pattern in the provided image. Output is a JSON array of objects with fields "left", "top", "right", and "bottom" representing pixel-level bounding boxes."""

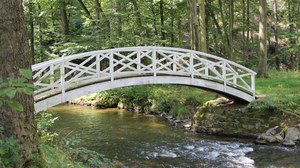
[{"left": 32, "top": 46, "right": 256, "bottom": 101}]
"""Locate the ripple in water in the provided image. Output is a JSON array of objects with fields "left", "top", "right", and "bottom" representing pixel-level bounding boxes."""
[{"left": 138, "top": 139, "right": 255, "bottom": 168}]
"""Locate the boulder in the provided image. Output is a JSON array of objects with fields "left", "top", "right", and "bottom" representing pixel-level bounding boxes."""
[
  {"left": 283, "top": 127, "right": 300, "bottom": 146},
  {"left": 165, "top": 115, "right": 174, "bottom": 120},
  {"left": 256, "top": 126, "right": 282, "bottom": 144},
  {"left": 283, "top": 140, "right": 296, "bottom": 146},
  {"left": 257, "top": 133, "right": 277, "bottom": 143},
  {"left": 265, "top": 126, "right": 280, "bottom": 136}
]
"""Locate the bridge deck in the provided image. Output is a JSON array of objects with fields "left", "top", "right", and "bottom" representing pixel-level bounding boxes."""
[{"left": 32, "top": 46, "right": 256, "bottom": 112}]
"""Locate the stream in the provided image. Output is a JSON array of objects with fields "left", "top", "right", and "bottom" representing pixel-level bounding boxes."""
[{"left": 49, "top": 104, "right": 300, "bottom": 168}]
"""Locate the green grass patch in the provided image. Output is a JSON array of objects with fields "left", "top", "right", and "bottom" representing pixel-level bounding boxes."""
[{"left": 256, "top": 70, "right": 300, "bottom": 113}]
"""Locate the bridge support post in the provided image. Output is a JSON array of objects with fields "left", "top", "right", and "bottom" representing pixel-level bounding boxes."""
[
  {"left": 222, "top": 61, "right": 227, "bottom": 92},
  {"left": 96, "top": 54, "right": 101, "bottom": 78},
  {"left": 190, "top": 52, "right": 194, "bottom": 83},
  {"left": 50, "top": 64, "right": 54, "bottom": 90},
  {"left": 251, "top": 74, "right": 256, "bottom": 99},
  {"left": 152, "top": 48, "right": 157, "bottom": 80},
  {"left": 110, "top": 52, "right": 114, "bottom": 82},
  {"left": 60, "top": 63, "right": 65, "bottom": 102}
]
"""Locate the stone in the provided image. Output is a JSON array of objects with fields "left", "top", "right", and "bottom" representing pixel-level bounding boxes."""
[
  {"left": 165, "top": 116, "right": 174, "bottom": 120},
  {"left": 183, "top": 124, "right": 191, "bottom": 128},
  {"left": 282, "top": 140, "right": 296, "bottom": 146},
  {"left": 257, "top": 133, "right": 277, "bottom": 143},
  {"left": 284, "top": 127, "right": 300, "bottom": 142},
  {"left": 174, "top": 120, "right": 182, "bottom": 123},
  {"left": 265, "top": 126, "right": 281, "bottom": 136},
  {"left": 275, "top": 134, "right": 284, "bottom": 142}
]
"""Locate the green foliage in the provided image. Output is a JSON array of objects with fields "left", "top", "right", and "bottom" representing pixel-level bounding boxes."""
[
  {"left": 36, "top": 111, "right": 119, "bottom": 167},
  {"left": 247, "top": 98, "right": 278, "bottom": 112},
  {"left": 77, "top": 85, "right": 216, "bottom": 119},
  {"left": 256, "top": 70, "right": 300, "bottom": 113},
  {"left": 0, "top": 69, "right": 34, "bottom": 112},
  {"left": 36, "top": 112, "right": 59, "bottom": 144},
  {"left": 0, "top": 137, "right": 20, "bottom": 167}
]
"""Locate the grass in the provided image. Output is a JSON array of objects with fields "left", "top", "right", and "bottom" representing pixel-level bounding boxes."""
[{"left": 256, "top": 70, "right": 300, "bottom": 113}]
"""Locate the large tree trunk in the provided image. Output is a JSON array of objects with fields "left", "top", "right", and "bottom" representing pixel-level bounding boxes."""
[
  {"left": 218, "top": 0, "right": 231, "bottom": 58},
  {"left": 0, "top": 0, "right": 40, "bottom": 167},
  {"left": 129, "top": 0, "right": 143, "bottom": 34},
  {"left": 188, "top": 0, "right": 199, "bottom": 50},
  {"left": 273, "top": 0, "right": 280, "bottom": 70},
  {"left": 94, "top": 0, "right": 101, "bottom": 26},
  {"left": 28, "top": 0, "right": 35, "bottom": 64},
  {"left": 59, "top": 0, "right": 69, "bottom": 43},
  {"left": 160, "top": 0, "right": 166, "bottom": 46},
  {"left": 258, "top": 0, "right": 268, "bottom": 77},
  {"left": 198, "top": 0, "right": 207, "bottom": 53},
  {"left": 77, "top": 0, "right": 92, "bottom": 19},
  {"left": 170, "top": 0, "right": 175, "bottom": 46},
  {"left": 150, "top": 0, "right": 158, "bottom": 36},
  {"left": 229, "top": 0, "right": 234, "bottom": 59}
]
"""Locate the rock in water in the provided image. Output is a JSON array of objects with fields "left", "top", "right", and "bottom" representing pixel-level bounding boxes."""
[
  {"left": 256, "top": 126, "right": 282, "bottom": 144},
  {"left": 265, "top": 126, "right": 280, "bottom": 136},
  {"left": 283, "top": 127, "right": 300, "bottom": 146}
]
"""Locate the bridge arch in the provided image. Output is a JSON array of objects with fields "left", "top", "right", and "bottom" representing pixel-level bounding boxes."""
[{"left": 32, "top": 46, "right": 256, "bottom": 113}]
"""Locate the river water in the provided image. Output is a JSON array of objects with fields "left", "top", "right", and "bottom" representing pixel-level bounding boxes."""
[{"left": 50, "top": 105, "right": 300, "bottom": 168}]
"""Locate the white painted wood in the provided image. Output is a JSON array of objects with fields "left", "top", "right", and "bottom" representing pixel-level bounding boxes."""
[{"left": 32, "top": 46, "right": 256, "bottom": 113}]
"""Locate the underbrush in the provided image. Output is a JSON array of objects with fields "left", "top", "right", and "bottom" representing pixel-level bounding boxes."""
[{"left": 73, "top": 85, "right": 217, "bottom": 120}]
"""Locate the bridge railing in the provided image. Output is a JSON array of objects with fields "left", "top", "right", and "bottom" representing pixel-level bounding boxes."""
[{"left": 32, "top": 46, "right": 256, "bottom": 101}]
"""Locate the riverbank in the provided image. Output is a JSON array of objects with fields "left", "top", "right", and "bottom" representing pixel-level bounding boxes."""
[{"left": 68, "top": 71, "right": 300, "bottom": 146}]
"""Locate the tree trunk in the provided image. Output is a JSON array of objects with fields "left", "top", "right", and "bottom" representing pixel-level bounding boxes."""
[
  {"left": 129, "top": 0, "right": 143, "bottom": 34},
  {"left": 59, "top": 0, "right": 69, "bottom": 43},
  {"left": 229, "top": 0, "right": 234, "bottom": 59},
  {"left": 94, "top": 0, "right": 101, "bottom": 26},
  {"left": 288, "top": 0, "right": 296, "bottom": 70},
  {"left": 188, "top": 0, "right": 199, "bottom": 50},
  {"left": 77, "top": 0, "right": 92, "bottom": 19},
  {"left": 0, "top": 0, "right": 40, "bottom": 167},
  {"left": 160, "top": 0, "right": 166, "bottom": 46},
  {"left": 273, "top": 0, "right": 280, "bottom": 70},
  {"left": 242, "top": 0, "right": 246, "bottom": 59},
  {"left": 198, "top": 0, "right": 207, "bottom": 52},
  {"left": 218, "top": 0, "right": 231, "bottom": 58},
  {"left": 38, "top": 4, "right": 44, "bottom": 63},
  {"left": 150, "top": 0, "right": 158, "bottom": 36},
  {"left": 258, "top": 0, "right": 268, "bottom": 77},
  {"left": 246, "top": 0, "right": 250, "bottom": 50},
  {"left": 170, "top": 0, "right": 175, "bottom": 46},
  {"left": 29, "top": 0, "right": 35, "bottom": 64}
]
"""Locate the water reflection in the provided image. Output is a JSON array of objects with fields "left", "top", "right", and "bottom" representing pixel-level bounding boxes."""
[{"left": 50, "top": 105, "right": 300, "bottom": 168}]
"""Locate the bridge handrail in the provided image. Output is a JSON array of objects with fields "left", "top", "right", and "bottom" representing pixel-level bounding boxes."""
[
  {"left": 32, "top": 46, "right": 256, "bottom": 102},
  {"left": 32, "top": 46, "right": 256, "bottom": 74}
]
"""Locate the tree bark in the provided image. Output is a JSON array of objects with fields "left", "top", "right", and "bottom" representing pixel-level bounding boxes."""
[
  {"left": 38, "top": 4, "right": 44, "bottom": 62},
  {"left": 160, "top": 0, "right": 166, "bottom": 46},
  {"left": 77, "top": 0, "right": 92, "bottom": 19},
  {"left": 0, "top": 0, "right": 40, "bottom": 167},
  {"left": 129, "top": 0, "right": 143, "bottom": 34},
  {"left": 94, "top": 0, "right": 101, "bottom": 26},
  {"left": 170, "top": 0, "right": 175, "bottom": 46},
  {"left": 188, "top": 0, "right": 199, "bottom": 50},
  {"left": 28, "top": 0, "right": 35, "bottom": 64},
  {"left": 218, "top": 0, "right": 231, "bottom": 58},
  {"left": 59, "top": 0, "right": 69, "bottom": 43},
  {"left": 150, "top": 0, "right": 158, "bottom": 36},
  {"left": 198, "top": 0, "right": 207, "bottom": 52},
  {"left": 273, "top": 0, "right": 280, "bottom": 70},
  {"left": 229, "top": 0, "right": 234, "bottom": 59},
  {"left": 258, "top": 0, "right": 268, "bottom": 77}
]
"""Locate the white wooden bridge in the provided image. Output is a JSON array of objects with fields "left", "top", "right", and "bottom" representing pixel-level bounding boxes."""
[{"left": 32, "top": 46, "right": 256, "bottom": 112}]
